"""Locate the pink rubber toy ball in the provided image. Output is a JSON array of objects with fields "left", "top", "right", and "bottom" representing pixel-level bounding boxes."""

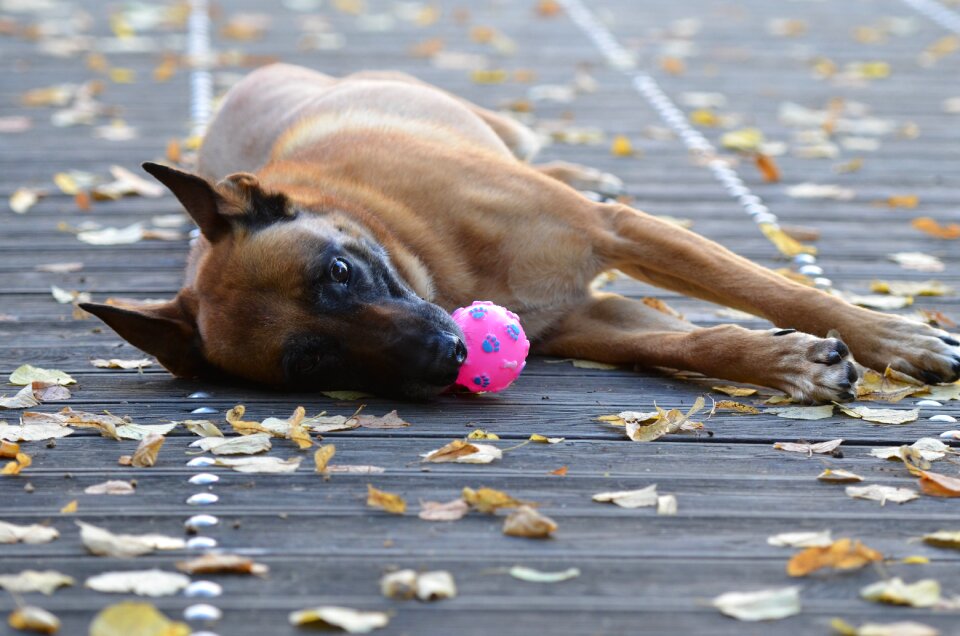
[{"left": 451, "top": 301, "right": 530, "bottom": 393}]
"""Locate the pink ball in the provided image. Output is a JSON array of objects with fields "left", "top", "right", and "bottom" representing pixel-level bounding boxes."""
[{"left": 451, "top": 301, "right": 530, "bottom": 393}]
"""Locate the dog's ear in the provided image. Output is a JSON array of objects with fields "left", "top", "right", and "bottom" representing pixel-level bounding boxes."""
[
  {"left": 142, "top": 162, "right": 230, "bottom": 242},
  {"left": 216, "top": 172, "right": 294, "bottom": 229},
  {"left": 80, "top": 290, "right": 209, "bottom": 378}
]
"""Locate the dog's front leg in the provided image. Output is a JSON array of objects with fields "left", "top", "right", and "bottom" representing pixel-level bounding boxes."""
[
  {"left": 537, "top": 293, "right": 857, "bottom": 403},
  {"left": 595, "top": 203, "right": 960, "bottom": 384}
]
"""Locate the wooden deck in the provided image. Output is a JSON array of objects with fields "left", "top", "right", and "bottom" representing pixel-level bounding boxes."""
[{"left": 2, "top": 0, "right": 960, "bottom": 634}]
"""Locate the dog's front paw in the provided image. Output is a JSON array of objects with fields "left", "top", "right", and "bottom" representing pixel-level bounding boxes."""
[
  {"left": 764, "top": 330, "right": 860, "bottom": 403},
  {"left": 841, "top": 315, "right": 960, "bottom": 385}
]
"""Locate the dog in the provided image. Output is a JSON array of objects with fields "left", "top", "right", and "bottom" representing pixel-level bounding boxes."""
[{"left": 81, "top": 64, "right": 960, "bottom": 401}]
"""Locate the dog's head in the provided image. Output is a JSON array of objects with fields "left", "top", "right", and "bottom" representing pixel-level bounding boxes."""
[{"left": 81, "top": 163, "right": 466, "bottom": 399}]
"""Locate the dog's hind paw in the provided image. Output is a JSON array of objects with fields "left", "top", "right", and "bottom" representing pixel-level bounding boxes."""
[{"left": 762, "top": 330, "right": 860, "bottom": 404}]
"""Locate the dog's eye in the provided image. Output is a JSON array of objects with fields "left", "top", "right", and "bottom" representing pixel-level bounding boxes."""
[{"left": 329, "top": 258, "right": 350, "bottom": 284}]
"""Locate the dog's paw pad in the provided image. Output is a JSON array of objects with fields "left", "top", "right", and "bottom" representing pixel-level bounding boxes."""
[
  {"left": 473, "top": 374, "right": 491, "bottom": 388},
  {"left": 482, "top": 334, "right": 500, "bottom": 353}
]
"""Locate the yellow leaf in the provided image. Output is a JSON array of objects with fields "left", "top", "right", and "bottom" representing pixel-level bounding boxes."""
[
  {"left": 901, "top": 556, "right": 930, "bottom": 565},
  {"left": 367, "top": 484, "right": 406, "bottom": 515},
  {"left": 885, "top": 194, "right": 919, "bottom": 208},
  {"left": 314, "top": 445, "right": 335, "bottom": 474},
  {"left": 720, "top": 127, "right": 764, "bottom": 151},
  {"left": 610, "top": 135, "right": 634, "bottom": 157},
  {"left": 912, "top": 217, "right": 960, "bottom": 240},
  {"left": 0, "top": 441, "right": 20, "bottom": 458},
  {"left": 467, "top": 429, "right": 499, "bottom": 440},
  {"left": 470, "top": 69, "right": 507, "bottom": 84},
  {"left": 131, "top": 433, "right": 164, "bottom": 468},
  {"left": 59, "top": 500, "right": 77, "bottom": 514},
  {"left": 89, "top": 601, "right": 189, "bottom": 636},
  {"left": 787, "top": 538, "right": 883, "bottom": 576},
  {"left": 8, "top": 606, "right": 60, "bottom": 634},
  {"left": 714, "top": 401, "right": 760, "bottom": 414},
  {"left": 759, "top": 223, "right": 817, "bottom": 257},
  {"left": 288, "top": 406, "right": 313, "bottom": 449},
  {"left": 712, "top": 385, "right": 758, "bottom": 397},
  {"left": 108, "top": 68, "right": 135, "bottom": 84},
  {"left": 9, "top": 365, "right": 75, "bottom": 386},
  {"left": 462, "top": 486, "right": 524, "bottom": 513}
]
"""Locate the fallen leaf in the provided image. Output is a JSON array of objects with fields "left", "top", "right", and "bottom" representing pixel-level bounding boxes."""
[
  {"left": 712, "top": 386, "right": 758, "bottom": 397},
  {"left": 917, "top": 470, "right": 960, "bottom": 497},
  {"left": 379, "top": 570, "right": 417, "bottom": 599},
  {"left": 0, "top": 522, "right": 59, "bottom": 544},
  {"left": 0, "top": 570, "right": 74, "bottom": 595},
  {"left": 175, "top": 553, "right": 269, "bottom": 576},
  {"left": 10, "top": 188, "right": 41, "bottom": 214},
  {"left": 9, "top": 365, "right": 75, "bottom": 386},
  {"left": 818, "top": 469, "right": 863, "bottom": 483},
  {"left": 367, "top": 484, "right": 406, "bottom": 514},
  {"left": 59, "top": 500, "right": 77, "bottom": 514},
  {"left": 2, "top": 451, "right": 32, "bottom": 476},
  {"left": 509, "top": 566, "right": 580, "bottom": 583},
  {"left": 418, "top": 499, "right": 469, "bottom": 522},
  {"left": 657, "top": 494, "right": 678, "bottom": 515},
  {"left": 786, "top": 183, "right": 855, "bottom": 200},
  {"left": 592, "top": 485, "right": 658, "bottom": 508},
  {"left": 92, "top": 166, "right": 164, "bottom": 200},
  {"left": 462, "top": 486, "right": 524, "bottom": 513},
  {"left": 529, "top": 433, "right": 565, "bottom": 443},
  {"left": 8, "top": 606, "right": 60, "bottom": 634},
  {"left": 0, "top": 385, "right": 40, "bottom": 410},
  {"left": 846, "top": 484, "right": 918, "bottom": 505},
  {"left": 190, "top": 433, "right": 272, "bottom": 455},
  {"left": 775, "top": 439, "right": 843, "bottom": 456},
  {"left": 116, "top": 423, "right": 177, "bottom": 441},
  {"left": 314, "top": 444, "right": 335, "bottom": 473},
  {"left": 85, "top": 570, "right": 190, "bottom": 596},
  {"left": 787, "top": 538, "right": 883, "bottom": 576},
  {"left": 624, "top": 398, "right": 706, "bottom": 441},
  {"left": 912, "top": 217, "right": 960, "bottom": 240},
  {"left": 467, "top": 429, "right": 500, "bottom": 440},
  {"left": 84, "top": 480, "right": 135, "bottom": 495},
  {"left": 889, "top": 252, "right": 944, "bottom": 272},
  {"left": 288, "top": 606, "right": 389, "bottom": 633},
  {"left": 34, "top": 262, "right": 84, "bottom": 274},
  {"left": 90, "top": 358, "right": 152, "bottom": 370},
  {"left": 871, "top": 438, "right": 948, "bottom": 462},
  {"left": 836, "top": 405, "right": 919, "bottom": 424},
  {"left": 0, "top": 441, "right": 18, "bottom": 458},
  {"left": 713, "top": 586, "right": 801, "bottom": 621},
  {"left": 327, "top": 465, "right": 385, "bottom": 474},
  {"left": 503, "top": 505, "right": 557, "bottom": 538},
  {"left": 302, "top": 413, "right": 361, "bottom": 433},
  {"left": 422, "top": 440, "right": 502, "bottom": 464},
  {"left": 357, "top": 410, "right": 409, "bottom": 428},
  {"left": 870, "top": 280, "right": 950, "bottom": 298},
  {"left": 860, "top": 578, "right": 940, "bottom": 607},
  {"left": 89, "top": 602, "right": 189, "bottom": 636},
  {"left": 381, "top": 570, "right": 456, "bottom": 602},
  {"left": 550, "top": 466, "right": 569, "bottom": 476},
  {"left": 768, "top": 405, "right": 834, "bottom": 420},
  {"left": 213, "top": 456, "right": 302, "bottom": 473},
  {"left": 76, "top": 223, "right": 145, "bottom": 245},
  {"left": 78, "top": 521, "right": 184, "bottom": 557},
  {"left": 610, "top": 135, "right": 634, "bottom": 157},
  {"left": 320, "top": 390, "right": 373, "bottom": 401},
  {"left": 856, "top": 368, "right": 926, "bottom": 402},
  {"left": 131, "top": 433, "right": 164, "bottom": 467},
  {"left": 31, "top": 382, "right": 70, "bottom": 403},
  {"left": 841, "top": 293, "right": 913, "bottom": 310},
  {"left": 830, "top": 618, "right": 939, "bottom": 636},
  {"left": 180, "top": 420, "right": 223, "bottom": 437},
  {"left": 921, "top": 530, "right": 960, "bottom": 549},
  {"left": 768, "top": 530, "right": 834, "bottom": 548},
  {"left": 714, "top": 401, "right": 761, "bottom": 414}
]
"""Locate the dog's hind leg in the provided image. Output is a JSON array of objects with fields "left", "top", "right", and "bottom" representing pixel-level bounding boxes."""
[
  {"left": 591, "top": 202, "right": 960, "bottom": 386},
  {"left": 537, "top": 292, "right": 858, "bottom": 403}
]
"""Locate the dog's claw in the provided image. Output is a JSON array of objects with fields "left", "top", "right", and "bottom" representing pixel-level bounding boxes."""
[{"left": 941, "top": 335, "right": 960, "bottom": 347}]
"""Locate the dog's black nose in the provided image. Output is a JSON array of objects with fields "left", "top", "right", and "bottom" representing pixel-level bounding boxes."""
[{"left": 443, "top": 332, "right": 468, "bottom": 366}]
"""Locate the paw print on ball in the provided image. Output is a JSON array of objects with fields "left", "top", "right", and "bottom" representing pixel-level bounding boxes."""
[
  {"left": 505, "top": 323, "right": 520, "bottom": 341},
  {"left": 473, "top": 374, "right": 491, "bottom": 389},
  {"left": 469, "top": 306, "right": 488, "bottom": 320},
  {"left": 481, "top": 334, "right": 500, "bottom": 353}
]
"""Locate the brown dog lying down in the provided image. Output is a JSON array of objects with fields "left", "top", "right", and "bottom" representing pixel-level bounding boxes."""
[{"left": 81, "top": 63, "right": 960, "bottom": 401}]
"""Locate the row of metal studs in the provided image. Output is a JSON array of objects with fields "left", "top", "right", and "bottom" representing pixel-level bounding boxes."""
[
  {"left": 184, "top": 0, "right": 222, "bottom": 632},
  {"left": 555, "top": 0, "right": 832, "bottom": 288},
  {"left": 901, "top": 0, "right": 960, "bottom": 34}
]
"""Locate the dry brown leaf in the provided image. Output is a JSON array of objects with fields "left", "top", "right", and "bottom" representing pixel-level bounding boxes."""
[
  {"left": 381, "top": 570, "right": 456, "bottom": 602},
  {"left": 830, "top": 618, "right": 939, "bottom": 636},
  {"left": 327, "top": 465, "right": 385, "bottom": 474},
  {"left": 190, "top": 432, "right": 272, "bottom": 455},
  {"left": 755, "top": 153, "right": 781, "bottom": 182},
  {"left": 912, "top": 217, "right": 960, "bottom": 240},
  {"left": 176, "top": 553, "right": 268, "bottom": 576},
  {"left": 422, "top": 440, "right": 502, "bottom": 464},
  {"left": 467, "top": 429, "right": 500, "bottom": 440},
  {"left": 462, "top": 486, "right": 524, "bottom": 514},
  {"left": 131, "top": 432, "right": 164, "bottom": 467},
  {"left": 714, "top": 401, "right": 761, "bottom": 414},
  {"left": 818, "top": 469, "right": 863, "bottom": 483},
  {"left": 774, "top": 439, "right": 843, "bottom": 456},
  {"left": 180, "top": 419, "right": 222, "bottom": 437},
  {"left": 0, "top": 522, "right": 59, "bottom": 544},
  {"left": 836, "top": 404, "right": 919, "bottom": 424},
  {"left": 367, "top": 484, "right": 406, "bottom": 514},
  {"left": 418, "top": 499, "right": 469, "bottom": 522},
  {"left": 8, "top": 606, "right": 60, "bottom": 634},
  {"left": 78, "top": 521, "right": 184, "bottom": 557},
  {"left": 314, "top": 444, "right": 335, "bottom": 474},
  {"left": 85, "top": 569, "right": 189, "bottom": 597},
  {"left": 787, "top": 538, "right": 883, "bottom": 576},
  {"left": 529, "top": 433, "right": 565, "bottom": 443},
  {"left": 357, "top": 410, "right": 409, "bottom": 428},
  {"left": 712, "top": 386, "right": 758, "bottom": 397},
  {"left": 846, "top": 484, "right": 918, "bottom": 505},
  {"left": 31, "top": 382, "right": 70, "bottom": 403},
  {"left": 213, "top": 456, "right": 302, "bottom": 474},
  {"left": 641, "top": 297, "right": 684, "bottom": 319},
  {"left": 90, "top": 358, "right": 152, "bottom": 370},
  {"left": 593, "top": 485, "right": 659, "bottom": 508},
  {"left": 0, "top": 385, "right": 39, "bottom": 410},
  {"left": 2, "top": 451, "right": 32, "bottom": 476},
  {"left": 768, "top": 405, "right": 835, "bottom": 420},
  {"left": 921, "top": 530, "right": 960, "bottom": 549},
  {"left": 9, "top": 365, "right": 75, "bottom": 386},
  {"left": 10, "top": 188, "right": 42, "bottom": 214},
  {"left": 0, "top": 441, "right": 19, "bottom": 458},
  {"left": 503, "top": 505, "right": 557, "bottom": 538},
  {"left": 860, "top": 578, "right": 940, "bottom": 607},
  {"left": 84, "top": 480, "right": 135, "bottom": 495},
  {"left": 0, "top": 570, "right": 74, "bottom": 595},
  {"left": 288, "top": 606, "right": 389, "bottom": 632},
  {"left": 917, "top": 471, "right": 960, "bottom": 497},
  {"left": 870, "top": 280, "right": 951, "bottom": 297},
  {"left": 551, "top": 466, "right": 569, "bottom": 476},
  {"left": 287, "top": 406, "right": 313, "bottom": 449}
]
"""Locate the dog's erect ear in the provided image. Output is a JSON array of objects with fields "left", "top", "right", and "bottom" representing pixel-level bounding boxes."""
[
  {"left": 142, "top": 162, "right": 230, "bottom": 242},
  {"left": 80, "top": 291, "right": 209, "bottom": 378},
  {"left": 217, "top": 172, "right": 294, "bottom": 229}
]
